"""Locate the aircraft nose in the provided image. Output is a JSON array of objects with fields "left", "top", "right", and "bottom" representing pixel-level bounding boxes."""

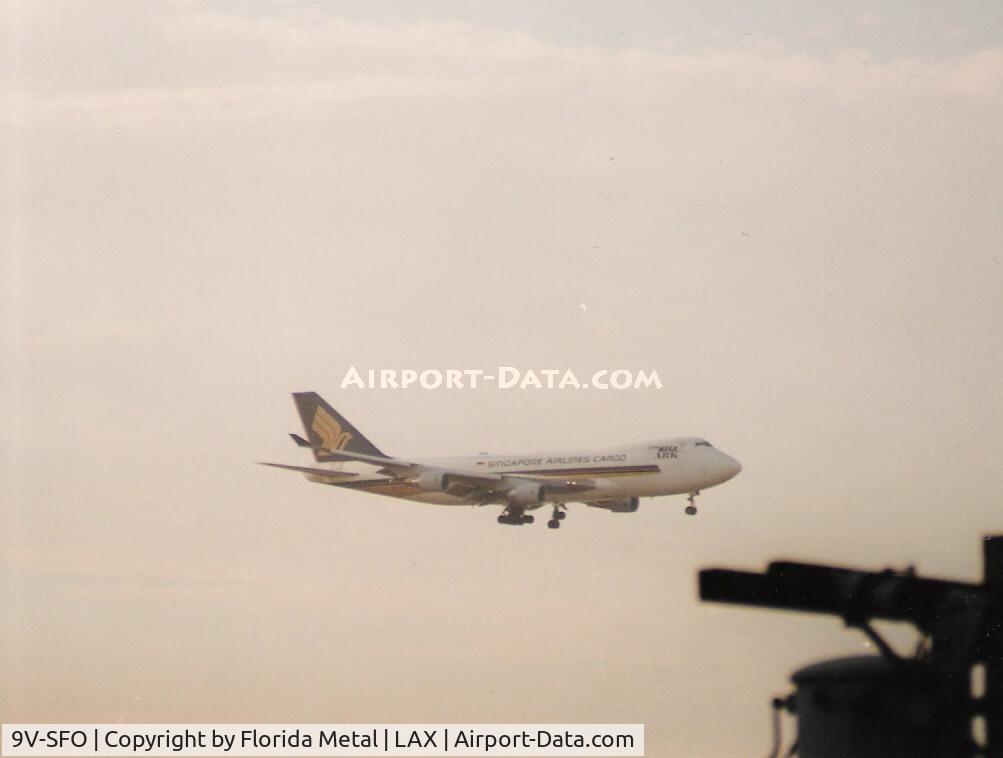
[{"left": 720, "top": 453, "right": 742, "bottom": 481}]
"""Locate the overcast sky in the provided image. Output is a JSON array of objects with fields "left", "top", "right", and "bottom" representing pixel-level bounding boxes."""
[{"left": 3, "top": 2, "right": 1003, "bottom": 754}]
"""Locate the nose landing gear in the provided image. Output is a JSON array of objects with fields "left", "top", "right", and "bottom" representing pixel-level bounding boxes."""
[{"left": 685, "top": 491, "right": 700, "bottom": 516}]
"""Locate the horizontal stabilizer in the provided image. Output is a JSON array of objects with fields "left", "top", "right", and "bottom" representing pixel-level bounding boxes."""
[{"left": 259, "top": 462, "right": 360, "bottom": 480}]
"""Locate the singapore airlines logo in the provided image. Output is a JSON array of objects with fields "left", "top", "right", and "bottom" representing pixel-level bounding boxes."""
[{"left": 312, "top": 406, "right": 354, "bottom": 451}]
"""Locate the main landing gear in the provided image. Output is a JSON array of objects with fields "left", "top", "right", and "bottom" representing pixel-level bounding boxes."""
[
  {"left": 498, "top": 509, "right": 534, "bottom": 526},
  {"left": 547, "top": 506, "right": 567, "bottom": 529},
  {"left": 685, "top": 491, "right": 700, "bottom": 516},
  {"left": 497, "top": 505, "right": 567, "bottom": 528}
]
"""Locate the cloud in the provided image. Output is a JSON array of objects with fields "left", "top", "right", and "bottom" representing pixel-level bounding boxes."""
[
  {"left": 4, "top": 75, "right": 527, "bottom": 129},
  {"left": 4, "top": 7, "right": 1003, "bottom": 130}
]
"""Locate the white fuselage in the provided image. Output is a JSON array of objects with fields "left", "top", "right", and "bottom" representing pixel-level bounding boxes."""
[{"left": 319, "top": 437, "right": 742, "bottom": 508}]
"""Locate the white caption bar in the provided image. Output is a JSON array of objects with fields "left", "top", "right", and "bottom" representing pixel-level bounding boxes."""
[{"left": 1, "top": 725, "right": 643, "bottom": 757}]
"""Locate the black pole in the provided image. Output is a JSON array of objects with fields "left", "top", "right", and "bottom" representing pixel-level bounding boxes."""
[{"left": 984, "top": 537, "right": 1003, "bottom": 756}]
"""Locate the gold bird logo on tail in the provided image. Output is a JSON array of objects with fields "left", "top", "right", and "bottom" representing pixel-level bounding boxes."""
[{"left": 312, "top": 406, "right": 354, "bottom": 451}]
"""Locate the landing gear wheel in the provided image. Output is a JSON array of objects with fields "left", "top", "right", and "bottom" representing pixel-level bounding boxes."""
[
  {"left": 548, "top": 519, "right": 561, "bottom": 529},
  {"left": 685, "top": 505, "right": 698, "bottom": 516},
  {"left": 556, "top": 510, "right": 566, "bottom": 520},
  {"left": 522, "top": 514, "right": 534, "bottom": 525},
  {"left": 498, "top": 511, "right": 524, "bottom": 525}
]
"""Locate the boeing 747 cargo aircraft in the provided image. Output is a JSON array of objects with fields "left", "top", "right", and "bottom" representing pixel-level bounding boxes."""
[{"left": 262, "top": 392, "right": 742, "bottom": 528}]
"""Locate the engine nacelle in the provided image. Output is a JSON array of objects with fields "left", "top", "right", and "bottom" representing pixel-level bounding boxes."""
[
  {"left": 586, "top": 497, "right": 639, "bottom": 513},
  {"left": 416, "top": 471, "right": 452, "bottom": 493},
  {"left": 508, "top": 484, "right": 546, "bottom": 507}
]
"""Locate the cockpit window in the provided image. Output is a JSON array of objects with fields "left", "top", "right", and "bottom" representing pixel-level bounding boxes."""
[{"left": 695, "top": 441, "right": 712, "bottom": 447}]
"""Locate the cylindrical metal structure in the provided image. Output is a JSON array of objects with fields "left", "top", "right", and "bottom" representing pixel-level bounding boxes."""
[{"left": 791, "top": 656, "right": 971, "bottom": 758}]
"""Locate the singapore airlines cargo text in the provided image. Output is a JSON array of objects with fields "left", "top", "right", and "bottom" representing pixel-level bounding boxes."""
[
  {"left": 341, "top": 367, "right": 662, "bottom": 391},
  {"left": 1, "top": 724, "right": 644, "bottom": 757}
]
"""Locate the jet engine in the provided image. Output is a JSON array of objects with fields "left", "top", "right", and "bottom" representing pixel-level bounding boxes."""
[
  {"left": 416, "top": 471, "right": 452, "bottom": 492},
  {"left": 586, "top": 497, "right": 640, "bottom": 513},
  {"left": 508, "top": 484, "right": 546, "bottom": 506}
]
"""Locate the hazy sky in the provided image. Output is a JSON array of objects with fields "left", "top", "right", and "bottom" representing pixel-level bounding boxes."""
[{"left": 3, "top": 2, "right": 1003, "bottom": 754}]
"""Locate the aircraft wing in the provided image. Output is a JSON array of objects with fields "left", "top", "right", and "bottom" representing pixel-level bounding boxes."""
[
  {"left": 442, "top": 470, "right": 597, "bottom": 498},
  {"left": 288, "top": 433, "right": 597, "bottom": 497}
]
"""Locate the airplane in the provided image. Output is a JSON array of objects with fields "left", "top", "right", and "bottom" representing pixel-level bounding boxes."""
[{"left": 262, "top": 392, "right": 742, "bottom": 528}]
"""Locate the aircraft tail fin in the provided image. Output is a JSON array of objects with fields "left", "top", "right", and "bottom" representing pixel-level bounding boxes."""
[{"left": 291, "top": 392, "right": 385, "bottom": 462}]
